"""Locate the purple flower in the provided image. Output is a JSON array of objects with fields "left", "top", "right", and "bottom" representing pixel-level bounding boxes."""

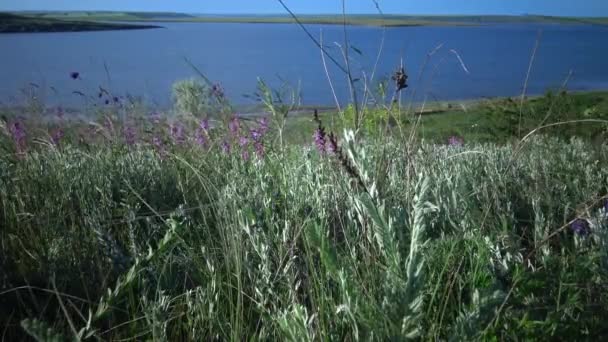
[
  {"left": 123, "top": 125, "right": 137, "bottom": 146},
  {"left": 229, "top": 117, "right": 239, "bottom": 136},
  {"left": 221, "top": 140, "right": 231, "bottom": 154},
  {"left": 313, "top": 126, "right": 326, "bottom": 153},
  {"left": 70, "top": 72, "right": 80, "bottom": 80},
  {"left": 242, "top": 150, "right": 250, "bottom": 161},
  {"left": 327, "top": 132, "right": 338, "bottom": 155},
  {"left": 251, "top": 118, "right": 269, "bottom": 143},
  {"left": 9, "top": 121, "right": 27, "bottom": 153},
  {"left": 251, "top": 129, "right": 262, "bottom": 142},
  {"left": 51, "top": 128, "right": 64, "bottom": 146},
  {"left": 239, "top": 136, "right": 249, "bottom": 147},
  {"left": 195, "top": 128, "right": 208, "bottom": 147},
  {"left": 254, "top": 142, "right": 265, "bottom": 158},
  {"left": 152, "top": 136, "right": 166, "bottom": 157},
  {"left": 448, "top": 135, "right": 464, "bottom": 147},
  {"left": 170, "top": 122, "right": 186, "bottom": 145},
  {"left": 200, "top": 118, "right": 210, "bottom": 132},
  {"left": 258, "top": 117, "right": 269, "bottom": 134},
  {"left": 571, "top": 219, "right": 590, "bottom": 236},
  {"left": 152, "top": 136, "right": 163, "bottom": 148},
  {"left": 10, "top": 121, "right": 26, "bottom": 140}
]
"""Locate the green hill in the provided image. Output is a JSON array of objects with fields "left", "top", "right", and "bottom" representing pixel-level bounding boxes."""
[{"left": 0, "top": 12, "right": 163, "bottom": 33}]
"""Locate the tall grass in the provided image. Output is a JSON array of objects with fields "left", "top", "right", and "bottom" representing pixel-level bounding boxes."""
[
  {"left": 2, "top": 3, "right": 608, "bottom": 340},
  {"left": 1, "top": 116, "right": 607, "bottom": 339}
]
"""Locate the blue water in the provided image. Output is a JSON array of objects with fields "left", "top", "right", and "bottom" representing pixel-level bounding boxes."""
[{"left": 1, "top": 22, "right": 607, "bottom": 108}]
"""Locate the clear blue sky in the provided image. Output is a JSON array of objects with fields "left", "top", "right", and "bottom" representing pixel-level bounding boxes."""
[{"left": 2, "top": 0, "right": 607, "bottom": 17}]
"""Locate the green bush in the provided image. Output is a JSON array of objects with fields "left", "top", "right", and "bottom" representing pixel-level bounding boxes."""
[{"left": 172, "top": 78, "right": 211, "bottom": 117}]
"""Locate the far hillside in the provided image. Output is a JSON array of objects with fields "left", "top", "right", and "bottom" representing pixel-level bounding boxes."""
[
  {"left": 15, "top": 11, "right": 195, "bottom": 21},
  {"left": 9, "top": 11, "right": 608, "bottom": 26},
  {"left": 0, "top": 12, "right": 162, "bottom": 33}
]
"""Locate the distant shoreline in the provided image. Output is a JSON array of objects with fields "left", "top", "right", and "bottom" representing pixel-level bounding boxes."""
[
  {"left": 3, "top": 90, "right": 607, "bottom": 121},
  {"left": 5, "top": 12, "right": 608, "bottom": 28},
  {"left": 0, "top": 13, "right": 163, "bottom": 33}
]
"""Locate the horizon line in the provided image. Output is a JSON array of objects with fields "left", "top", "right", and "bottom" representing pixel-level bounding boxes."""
[{"left": 3, "top": 10, "right": 608, "bottom": 18}]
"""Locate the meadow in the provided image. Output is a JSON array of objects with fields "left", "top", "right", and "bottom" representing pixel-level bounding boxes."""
[
  {"left": 1, "top": 68, "right": 608, "bottom": 340},
  {"left": 3, "top": 1, "right": 608, "bottom": 337}
]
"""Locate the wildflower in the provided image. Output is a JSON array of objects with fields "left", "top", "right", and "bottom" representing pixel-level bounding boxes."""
[
  {"left": 9, "top": 121, "right": 26, "bottom": 152},
  {"left": 152, "top": 136, "right": 163, "bottom": 149},
  {"left": 200, "top": 118, "right": 210, "bottom": 132},
  {"left": 242, "top": 150, "right": 250, "bottom": 161},
  {"left": 239, "top": 136, "right": 249, "bottom": 147},
  {"left": 221, "top": 140, "right": 231, "bottom": 154},
  {"left": 195, "top": 128, "right": 208, "bottom": 147},
  {"left": 171, "top": 122, "right": 185, "bottom": 145},
  {"left": 123, "top": 125, "right": 137, "bottom": 146},
  {"left": 229, "top": 117, "right": 239, "bottom": 136},
  {"left": 51, "top": 128, "right": 64, "bottom": 146},
  {"left": 327, "top": 132, "right": 339, "bottom": 155},
  {"left": 251, "top": 129, "right": 262, "bottom": 142},
  {"left": 313, "top": 126, "right": 326, "bottom": 153},
  {"left": 254, "top": 142, "right": 265, "bottom": 158},
  {"left": 70, "top": 72, "right": 80, "bottom": 80},
  {"left": 258, "top": 117, "right": 269, "bottom": 134},
  {"left": 448, "top": 135, "right": 464, "bottom": 147},
  {"left": 570, "top": 218, "right": 590, "bottom": 236}
]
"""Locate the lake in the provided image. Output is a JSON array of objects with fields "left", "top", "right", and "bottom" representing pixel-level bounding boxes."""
[{"left": 1, "top": 22, "right": 608, "bottom": 109}]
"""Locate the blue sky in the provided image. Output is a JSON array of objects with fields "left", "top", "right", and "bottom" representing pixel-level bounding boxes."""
[{"left": 2, "top": 0, "right": 607, "bottom": 17}]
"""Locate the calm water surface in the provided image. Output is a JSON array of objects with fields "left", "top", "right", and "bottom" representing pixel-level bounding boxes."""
[{"left": 1, "top": 22, "right": 607, "bottom": 108}]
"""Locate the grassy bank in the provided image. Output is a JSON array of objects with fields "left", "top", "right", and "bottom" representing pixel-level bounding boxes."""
[
  {"left": 281, "top": 90, "right": 608, "bottom": 144},
  {"left": 12, "top": 11, "right": 608, "bottom": 27},
  {"left": 0, "top": 13, "right": 162, "bottom": 33},
  {"left": 1, "top": 84, "right": 608, "bottom": 339}
]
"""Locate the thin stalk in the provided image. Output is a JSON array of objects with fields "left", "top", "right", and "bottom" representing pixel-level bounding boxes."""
[
  {"left": 519, "top": 30, "right": 542, "bottom": 138},
  {"left": 342, "top": 0, "right": 361, "bottom": 133}
]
